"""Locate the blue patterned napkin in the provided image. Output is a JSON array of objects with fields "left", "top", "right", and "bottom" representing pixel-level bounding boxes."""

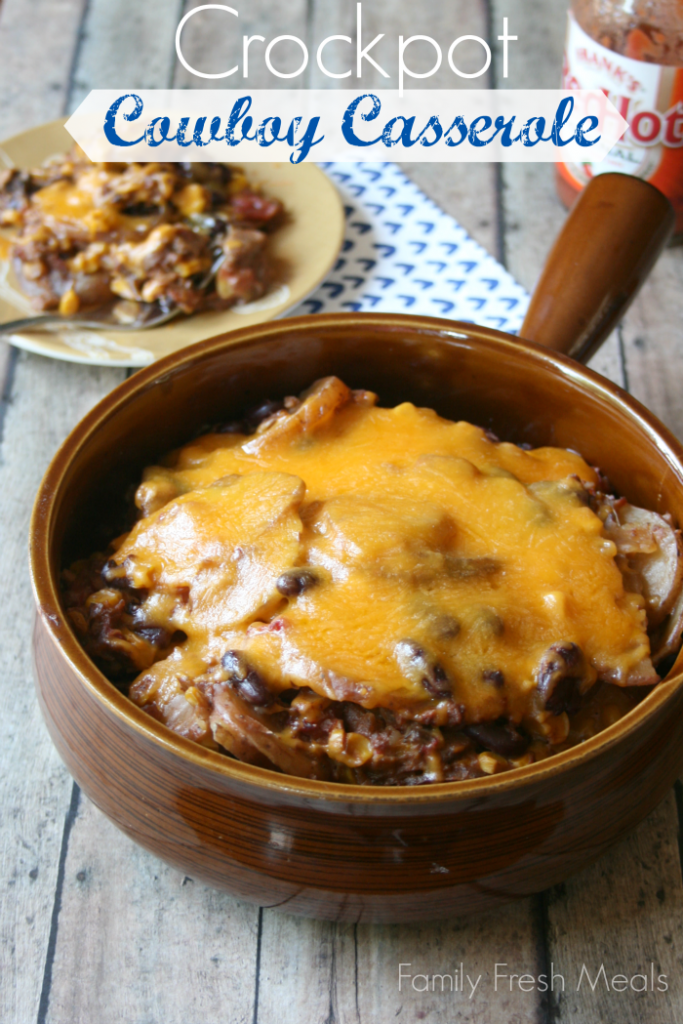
[{"left": 294, "top": 162, "right": 529, "bottom": 333}]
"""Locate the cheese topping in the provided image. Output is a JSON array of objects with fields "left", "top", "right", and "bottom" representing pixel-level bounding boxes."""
[{"left": 113, "top": 378, "right": 652, "bottom": 734}]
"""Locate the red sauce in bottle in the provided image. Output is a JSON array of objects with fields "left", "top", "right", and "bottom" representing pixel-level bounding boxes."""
[{"left": 557, "top": 0, "right": 683, "bottom": 235}]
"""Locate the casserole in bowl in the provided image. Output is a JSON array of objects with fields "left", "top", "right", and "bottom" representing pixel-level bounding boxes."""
[{"left": 29, "top": 309, "right": 683, "bottom": 922}]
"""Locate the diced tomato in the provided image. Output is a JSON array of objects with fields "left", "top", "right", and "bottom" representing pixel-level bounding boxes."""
[{"left": 230, "top": 190, "right": 283, "bottom": 224}]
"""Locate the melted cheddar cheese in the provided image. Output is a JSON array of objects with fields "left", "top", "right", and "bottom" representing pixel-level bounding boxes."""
[{"left": 112, "top": 377, "right": 653, "bottom": 751}]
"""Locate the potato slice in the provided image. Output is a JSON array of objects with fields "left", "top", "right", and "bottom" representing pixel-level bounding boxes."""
[
  {"left": 135, "top": 466, "right": 191, "bottom": 517},
  {"left": 129, "top": 655, "right": 216, "bottom": 747},
  {"left": 210, "top": 685, "right": 327, "bottom": 779},
  {"left": 605, "top": 504, "right": 683, "bottom": 626},
  {"left": 651, "top": 582, "right": 683, "bottom": 667},
  {"left": 308, "top": 492, "right": 454, "bottom": 572},
  {"left": 112, "top": 471, "right": 306, "bottom": 633},
  {"left": 242, "top": 376, "right": 353, "bottom": 454}
]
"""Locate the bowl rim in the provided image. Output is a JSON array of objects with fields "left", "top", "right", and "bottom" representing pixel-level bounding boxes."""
[{"left": 29, "top": 310, "right": 683, "bottom": 806}]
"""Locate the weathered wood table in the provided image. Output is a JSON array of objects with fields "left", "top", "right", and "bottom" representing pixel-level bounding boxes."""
[{"left": 2, "top": 1, "right": 682, "bottom": 1021}]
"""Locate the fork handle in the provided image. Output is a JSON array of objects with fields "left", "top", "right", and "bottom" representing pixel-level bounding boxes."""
[{"left": 0, "top": 313, "right": 72, "bottom": 335}]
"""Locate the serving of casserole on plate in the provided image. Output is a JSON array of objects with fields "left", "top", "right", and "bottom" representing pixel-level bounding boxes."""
[{"left": 0, "top": 120, "right": 344, "bottom": 366}]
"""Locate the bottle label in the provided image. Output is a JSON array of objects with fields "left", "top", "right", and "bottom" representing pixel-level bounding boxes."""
[{"left": 559, "top": 10, "right": 683, "bottom": 212}]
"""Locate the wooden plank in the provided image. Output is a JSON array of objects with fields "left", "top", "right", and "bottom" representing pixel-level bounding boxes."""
[
  {"left": 3, "top": 3, "right": 679, "bottom": 1023},
  {"left": 491, "top": 8, "right": 683, "bottom": 1024},
  {"left": 619, "top": 250, "right": 683, "bottom": 440},
  {"left": 256, "top": 916, "right": 357, "bottom": 1024},
  {"left": 0, "top": 3, "right": 129, "bottom": 1023},
  {"left": 544, "top": 791, "right": 683, "bottom": 1023},
  {"left": 309, "top": 0, "right": 495, "bottom": 90},
  {"left": 45, "top": 795, "right": 259, "bottom": 1024},
  {"left": 68, "top": 0, "right": 185, "bottom": 111},
  {"left": 176, "top": 0, "right": 498, "bottom": 251},
  {"left": 257, "top": 899, "right": 546, "bottom": 1024},
  {"left": 0, "top": 339, "right": 12, "bottom": 406},
  {"left": 393, "top": 0, "right": 500, "bottom": 258},
  {"left": 308, "top": 0, "right": 500, "bottom": 303},
  {"left": 491, "top": 0, "right": 624, "bottom": 388},
  {"left": 0, "top": 0, "right": 87, "bottom": 137},
  {"left": 254, "top": 5, "right": 540, "bottom": 1024},
  {"left": 0, "top": 353, "right": 125, "bottom": 1024},
  {"left": 354, "top": 900, "right": 544, "bottom": 1023},
  {"left": 174, "top": 0, "right": 310, "bottom": 90},
  {"left": 40, "top": 3, "right": 311, "bottom": 1021},
  {"left": 0, "top": 3, "right": 194, "bottom": 1021},
  {"left": 29, "top": 5, "right": 252, "bottom": 1023}
]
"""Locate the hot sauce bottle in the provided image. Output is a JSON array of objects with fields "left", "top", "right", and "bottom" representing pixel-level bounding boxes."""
[{"left": 557, "top": 0, "right": 683, "bottom": 235}]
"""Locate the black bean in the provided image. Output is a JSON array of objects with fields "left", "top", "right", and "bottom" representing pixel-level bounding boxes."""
[
  {"left": 221, "top": 649, "right": 274, "bottom": 707},
  {"left": 531, "top": 477, "right": 592, "bottom": 508},
  {"left": 243, "top": 398, "right": 284, "bottom": 433},
  {"left": 101, "top": 559, "right": 131, "bottom": 589},
  {"left": 483, "top": 669, "right": 504, "bottom": 688},
  {"left": 425, "top": 661, "right": 452, "bottom": 697},
  {"left": 465, "top": 721, "right": 529, "bottom": 758},
  {"left": 408, "top": 700, "right": 465, "bottom": 727},
  {"left": 267, "top": 710, "right": 289, "bottom": 732},
  {"left": 276, "top": 568, "right": 318, "bottom": 597},
  {"left": 215, "top": 396, "right": 287, "bottom": 435},
  {"left": 394, "top": 639, "right": 452, "bottom": 697},
  {"left": 216, "top": 419, "right": 246, "bottom": 434},
  {"left": 135, "top": 626, "right": 172, "bottom": 648},
  {"left": 537, "top": 642, "right": 584, "bottom": 716},
  {"left": 221, "top": 649, "right": 248, "bottom": 679},
  {"left": 0, "top": 169, "right": 30, "bottom": 208},
  {"left": 236, "top": 670, "right": 275, "bottom": 707},
  {"left": 444, "top": 701, "right": 466, "bottom": 727}
]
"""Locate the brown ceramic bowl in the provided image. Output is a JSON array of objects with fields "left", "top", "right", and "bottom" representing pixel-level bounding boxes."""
[
  {"left": 30, "top": 305, "right": 683, "bottom": 923},
  {"left": 29, "top": 174, "right": 681, "bottom": 921}
]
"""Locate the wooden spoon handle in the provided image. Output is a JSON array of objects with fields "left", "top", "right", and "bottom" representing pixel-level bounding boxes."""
[{"left": 519, "top": 172, "right": 675, "bottom": 365}]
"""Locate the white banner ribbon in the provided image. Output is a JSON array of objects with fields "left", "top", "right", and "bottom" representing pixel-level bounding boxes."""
[{"left": 66, "top": 89, "right": 628, "bottom": 164}]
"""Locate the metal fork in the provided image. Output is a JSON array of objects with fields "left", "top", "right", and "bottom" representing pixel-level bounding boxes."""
[
  {"left": 0, "top": 299, "right": 181, "bottom": 334},
  {"left": 0, "top": 253, "right": 225, "bottom": 334}
]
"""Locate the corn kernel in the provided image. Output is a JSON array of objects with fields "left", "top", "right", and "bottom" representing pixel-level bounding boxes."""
[
  {"left": 110, "top": 276, "right": 141, "bottom": 301},
  {"left": 478, "top": 751, "right": 508, "bottom": 775},
  {"left": 59, "top": 288, "right": 80, "bottom": 316},
  {"left": 175, "top": 256, "right": 208, "bottom": 278},
  {"left": 174, "top": 183, "right": 209, "bottom": 217}
]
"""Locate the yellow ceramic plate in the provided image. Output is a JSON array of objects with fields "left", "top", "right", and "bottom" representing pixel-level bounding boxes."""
[{"left": 0, "top": 120, "right": 344, "bottom": 366}]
